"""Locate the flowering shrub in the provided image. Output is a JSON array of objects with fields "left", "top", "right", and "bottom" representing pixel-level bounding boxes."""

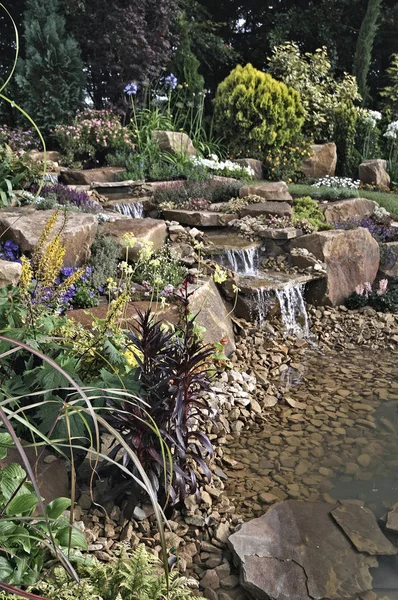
[
  {"left": 263, "top": 136, "right": 313, "bottom": 181},
  {"left": 183, "top": 197, "right": 211, "bottom": 211},
  {"left": 29, "top": 183, "right": 99, "bottom": 212},
  {"left": 190, "top": 154, "right": 253, "bottom": 179},
  {"left": 54, "top": 109, "right": 134, "bottom": 167},
  {"left": 312, "top": 176, "right": 361, "bottom": 190},
  {"left": 345, "top": 279, "right": 398, "bottom": 312},
  {"left": 333, "top": 215, "right": 396, "bottom": 242},
  {"left": 0, "top": 124, "right": 41, "bottom": 151}
]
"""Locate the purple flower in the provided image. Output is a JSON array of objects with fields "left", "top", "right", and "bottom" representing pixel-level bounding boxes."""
[
  {"left": 124, "top": 82, "right": 138, "bottom": 96},
  {"left": 165, "top": 73, "right": 178, "bottom": 89}
]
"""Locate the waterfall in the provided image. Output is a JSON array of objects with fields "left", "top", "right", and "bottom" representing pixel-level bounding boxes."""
[
  {"left": 216, "top": 247, "right": 259, "bottom": 276},
  {"left": 254, "top": 283, "right": 310, "bottom": 337},
  {"left": 115, "top": 202, "right": 144, "bottom": 218},
  {"left": 275, "top": 284, "right": 309, "bottom": 337}
]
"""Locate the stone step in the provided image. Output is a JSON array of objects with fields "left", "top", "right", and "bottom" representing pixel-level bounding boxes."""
[{"left": 162, "top": 209, "right": 237, "bottom": 227}]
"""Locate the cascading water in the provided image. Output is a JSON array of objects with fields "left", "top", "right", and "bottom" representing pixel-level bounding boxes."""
[
  {"left": 254, "top": 283, "right": 310, "bottom": 337},
  {"left": 216, "top": 247, "right": 259, "bottom": 276},
  {"left": 115, "top": 202, "right": 144, "bottom": 218},
  {"left": 275, "top": 284, "right": 309, "bottom": 337}
]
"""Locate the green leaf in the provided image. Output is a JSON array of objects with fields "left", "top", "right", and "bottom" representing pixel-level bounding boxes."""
[
  {"left": 6, "top": 493, "right": 38, "bottom": 516},
  {"left": 0, "top": 521, "right": 17, "bottom": 536},
  {"left": 55, "top": 525, "right": 88, "bottom": 549},
  {"left": 12, "top": 525, "right": 32, "bottom": 553},
  {"left": 46, "top": 497, "right": 71, "bottom": 520},
  {"left": 0, "top": 556, "right": 13, "bottom": 580}
]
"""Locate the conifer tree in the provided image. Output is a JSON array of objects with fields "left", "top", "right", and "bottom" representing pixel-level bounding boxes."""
[
  {"left": 16, "top": 0, "right": 85, "bottom": 135},
  {"left": 353, "top": 0, "right": 383, "bottom": 104}
]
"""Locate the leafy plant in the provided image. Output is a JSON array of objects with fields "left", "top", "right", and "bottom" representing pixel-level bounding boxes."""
[
  {"left": 21, "top": 545, "right": 204, "bottom": 600},
  {"left": 153, "top": 179, "right": 243, "bottom": 207},
  {"left": 292, "top": 196, "right": 331, "bottom": 232},
  {"left": 104, "top": 289, "right": 214, "bottom": 504},
  {"left": 0, "top": 448, "right": 87, "bottom": 586},
  {"left": 214, "top": 63, "right": 304, "bottom": 158},
  {"left": 345, "top": 279, "right": 398, "bottom": 312},
  {"left": 0, "top": 145, "right": 42, "bottom": 207},
  {"left": 87, "top": 233, "right": 121, "bottom": 292},
  {"left": 29, "top": 184, "right": 99, "bottom": 212}
]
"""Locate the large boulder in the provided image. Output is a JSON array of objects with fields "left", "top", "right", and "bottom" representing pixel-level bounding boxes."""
[
  {"left": 299, "top": 142, "right": 337, "bottom": 178},
  {"left": 240, "top": 182, "right": 292, "bottom": 203},
  {"left": 59, "top": 167, "right": 125, "bottom": 185},
  {"left": 228, "top": 500, "right": 389, "bottom": 600},
  {"left": 162, "top": 209, "right": 237, "bottom": 227},
  {"left": 151, "top": 130, "right": 196, "bottom": 157},
  {"left": 0, "top": 259, "right": 22, "bottom": 288},
  {"left": 101, "top": 217, "right": 167, "bottom": 260},
  {"left": 359, "top": 159, "right": 390, "bottom": 188},
  {"left": 290, "top": 228, "right": 380, "bottom": 306},
  {"left": 239, "top": 201, "right": 292, "bottom": 218},
  {"left": 323, "top": 198, "right": 376, "bottom": 224},
  {"left": 0, "top": 208, "right": 98, "bottom": 267},
  {"left": 232, "top": 158, "right": 264, "bottom": 180},
  {"left": 71, "top": 279, "right": 235, "bottom": 355}
]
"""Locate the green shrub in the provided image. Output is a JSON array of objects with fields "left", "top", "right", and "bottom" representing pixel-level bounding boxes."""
[
  {"left": 88, "top": 233, "right": 121, "bottom": 292},
  {"left": 268, "top": 42, "right": 361, "bottom": 143},
  {"left": 213, "top": 63, "right": 304, "bottom": 158},
  {"left": 292, "top": 196, "right": 331, "bottom": 233},
  {"left": 0, "top": 145, "right": 42, "bottom": 207},
  {"left": 333, "top": 102, "right": 358, "bottom": 177},
  {"left": 153, "top": 180, "right": 244, "bottom": 207}
]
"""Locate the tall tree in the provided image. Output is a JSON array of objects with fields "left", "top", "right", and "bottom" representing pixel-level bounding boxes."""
[
  {"left": 63, "top": 0, "right": 178, "bottom": 108},
  {"left": 16, "top": 0, "right": 85, "bottom": 135},
  {"left": 0, "top": 1, "right": 25, "bottom": 126},
  {"left": 353, "top": 0, "right": 383, "bottom": 104}
]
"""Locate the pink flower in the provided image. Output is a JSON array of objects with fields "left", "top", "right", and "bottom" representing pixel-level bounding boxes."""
[{"left": 377, "top": 279, "right": 388, "bottom": 296}]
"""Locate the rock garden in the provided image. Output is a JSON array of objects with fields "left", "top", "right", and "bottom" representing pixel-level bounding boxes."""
[{"left": 2, "top": 3, "right": 398, "bottom": 600}]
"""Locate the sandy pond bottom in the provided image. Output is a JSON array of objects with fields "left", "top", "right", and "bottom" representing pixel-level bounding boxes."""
[{"left": 223, "top": 346, "right": 398, "bottom": 598}]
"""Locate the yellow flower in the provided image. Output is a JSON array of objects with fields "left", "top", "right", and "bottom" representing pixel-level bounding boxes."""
[
  {"left": 19, "top": 256, "right": 33, "bottom": 300},
  {"left": 122, "top": 233, "right": 137, "bottom": 249},
  {"left": 138, "top": 240, "right": 154, "bottom": 261},
  {"left": 213, "top": 264, "right": 228, "bottom": 284}
]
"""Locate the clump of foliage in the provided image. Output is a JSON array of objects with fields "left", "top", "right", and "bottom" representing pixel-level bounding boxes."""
[
  {"left": 214, "top": 63, "right": 304, "bottom": 158},
  {"left": 154, "top": 180, "right": 243, "bottom": 208},
  {"left": 16, "top": 0, "right": 85, "bottom": 136},
  {"left": 219, "top": 194, "right": 263, "bottom": 213},
  {"left": 0, "top": 145, "right": 42, "bottom": 207},
  {"left": 310, "top": 187, "right": 359, "bottom": 201},
  {"left": 333, "top": 214, "right": 397, "bottom": 243},
  {"left": 29, "top": 183, "right": 99, "bottom": 212},
  {"left": 268, "top": 42, "right": 361, "bottom": 143},
  {"left": 263, "top": 135, "right": 313, "bottom": 181},
  {"left": 381, "top": 53, "right": 398, "bottom": 119},
  {"left": 87, "top": 233, "right": 122, "bottom": 292},
  {"left": 292, "top": 196, "right": 331, "bottom": 233},
  {"left": 0, "top": 440, "right": 87, "bottom": 586},
  {"left": 54, "top": 109, "right": 134, "bottom": 167},
  {"left": 333, "top": 100, "right": 358, "bottom": 176},
  {"left": 132, "top": 244, "right": 187, "bottom": 292},
  {"left": 117, "top": 152, "right": 210, "bottom": 183},
  {"left": 353, "top": 0, "right": 382, "bottom": 103},
  {"left": 346, "top": 279, "right": 398, "bottom": 312},
  {"left": 22, "top": 545, "right": 204, "bottom": 600}
]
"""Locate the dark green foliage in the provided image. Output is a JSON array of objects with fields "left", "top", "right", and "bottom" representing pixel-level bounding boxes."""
[
  {"left": 292, "top": 196, "right": 331, "bottom": 233},
  {"left": 333, "top": 102, "right": 358, "bottom": 177},
  {"left": 171, "top": 15, "right": 205, "bottom": 95},
  {"left": 16, "top": 0, "right": 85, "bottom": 135},
  {"left": 381, "top": 53, "right": 398, "bottom": 118},
  {"left": 0, "top": 145, "right": 42, "bottom": 207},
  {"left": 353, "top": 0, "right": 383, "bottom": 103},
  {"left": 346, "top": 282, "right": 398, "bottom": 312}
]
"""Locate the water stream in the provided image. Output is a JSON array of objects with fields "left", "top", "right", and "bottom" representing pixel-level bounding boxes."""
[
  {"left": 115, "top": 202, "right": 144, "bottom": 218},
  {"left": 275, "top": 284, "right": 310, "bottom": 337},
  {"left": 214, "top": 247, "right": 259, "bottom": 276}
]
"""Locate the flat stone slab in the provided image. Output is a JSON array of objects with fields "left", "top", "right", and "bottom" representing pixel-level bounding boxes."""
[
  {"left": 240, "top": 201, "right": 292, "bottom": 218},
  {"left": 258, "top": 227, "right": 302, "bottom": 240},
  {"left": 203, "top": 229, "right": 262, "bottom": 254},
  {"left": 386, "top": 505, "right": 398, "bottom": 533},
  {"left": 0, "top": 208, "right": 98, "bottom": 267},
  {"left": 60, "top": 166, "right": 125, "bottom": 185},
  {"left": 162, "top": 209, "right": 237, "bottom": 227},
  {"left": 240, "top": 181, "right": 293, "bottom": 203},
  {"left": 237, "top": 272, "right": 317, "bottom": 295},
  {"left": 228, "top": 500, "right": 378, "bottom": 600},
  {"left": 101, "top": 217, "right": 167, "bottom": 260},
  {"left": 331, "top": 504, "right": 397, "bottom": 555}
]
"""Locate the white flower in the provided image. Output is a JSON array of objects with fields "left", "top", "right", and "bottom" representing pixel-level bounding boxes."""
[
  {"left": 384, "top": 121, "right": 398, "bottom": 140},
  {"left": 191, "top": 155, "right": 254, "bottom": 177},
  {"left": 312, "top": 176, "right": 360, "bottom": 190}
]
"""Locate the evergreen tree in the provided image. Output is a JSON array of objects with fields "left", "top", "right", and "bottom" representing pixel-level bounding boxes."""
[
  {"left": 380, "top": 53, "right": 398, "bottom": 118},
  {"left": 171, "top": 15, "right": 204, "bottom": 95},
  {"left": 16, "top": 0, "right": 85, "bottom": 135},
  {"left": 353, "top": 0, "right": 383, "bottom": 104}
]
